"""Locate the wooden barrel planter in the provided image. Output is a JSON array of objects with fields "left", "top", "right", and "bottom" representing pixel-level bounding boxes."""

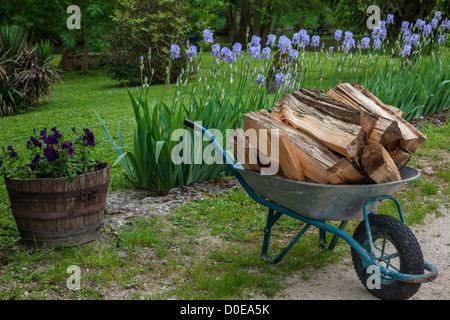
[{"left": 4, "top": 162, "right": 110, "bottom": 248}]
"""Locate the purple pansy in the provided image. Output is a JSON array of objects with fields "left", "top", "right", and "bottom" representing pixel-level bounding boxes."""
[
  {"left": 82, "top": 128, "right": 95, "bottom": 147},
  {"left": 44, "top": 145, "right": 59, "bottom": 162}
]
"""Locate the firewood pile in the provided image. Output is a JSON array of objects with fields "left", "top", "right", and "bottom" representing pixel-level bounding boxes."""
[{"left": 229, "top": 83, "right": 427, "bottom": 184}]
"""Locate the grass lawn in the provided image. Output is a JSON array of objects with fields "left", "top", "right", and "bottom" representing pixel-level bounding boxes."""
[{"left": 0, "top": 49, "right": 448, "bottom": 300}]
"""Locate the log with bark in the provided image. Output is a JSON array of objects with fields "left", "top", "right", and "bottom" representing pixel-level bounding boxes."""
[{"left": 229, "top": 83, "right": 426, "bottom": 185}]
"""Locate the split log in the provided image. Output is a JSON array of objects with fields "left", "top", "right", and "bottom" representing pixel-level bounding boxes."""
[
  {"left": 352, "top": 83, "right": 403, "bottom": 118},
  {"left": 327, "top": 86, "right": 402, "bottom": 148},
  {"left": 243, "top": 111, "right": 307, "bottom": 181},
  {"left": 329, "top": 83, "right": 425, "bottom": 153},
  {"left": 351, "top": 83, "right": 427, "bottom": 153},
  {"left": 327, "top": 158, "right": 369, "bottom": 185},
  {"left": 387, "top": 148, "right": 412, "bottom": 171},
  {"left": 228, "top": 128, "right": 261, "bottom": 172},
  {"left": 272, "top": 93, "right": 366, "bottom": 158},
  {"left": 361, "top": 144, "right": 402, "bottom": 183},
  {"left": 293, "top": 88, "right": 378, "bottom": 136},
  {"left": 243, "top": 109, "right": 364, "bottom": 184}
]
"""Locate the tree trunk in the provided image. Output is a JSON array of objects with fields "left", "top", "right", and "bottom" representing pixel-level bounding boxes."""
[
  {"left": 253, "top": 0, "right": 263, "bottom": 36},
  {"left": 227, "top": 0, "right": 238, "bottom": 43},
  {"left": 59, "top": 47, "right": 70, "bottom": 70},
  {"left": 81, "top": 29, "right": 90, "bottom": 74},
  {"left": 238, "top": 0, "right": 252, "bottom": 44}
]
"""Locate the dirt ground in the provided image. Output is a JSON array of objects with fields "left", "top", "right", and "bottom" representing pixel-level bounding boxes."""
[{"left": 265, "top": 207, "right": 449, "bottom": 300}]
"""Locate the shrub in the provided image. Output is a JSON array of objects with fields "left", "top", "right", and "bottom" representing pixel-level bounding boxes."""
[
  {"left": 0, "top": 26, "right": 60, "bottom": 117},
  {"left": 103, "top": 0, "right": 188, "bottom": 85}
]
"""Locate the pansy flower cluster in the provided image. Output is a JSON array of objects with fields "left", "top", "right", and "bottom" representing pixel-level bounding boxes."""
[{"left": 0, "top": 127, "right": 97, "bottom": 181}]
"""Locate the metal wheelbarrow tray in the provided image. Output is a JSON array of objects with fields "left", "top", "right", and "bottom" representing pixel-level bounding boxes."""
[{"left": 184, "top": 120, "right": 438, "bottom": 300}]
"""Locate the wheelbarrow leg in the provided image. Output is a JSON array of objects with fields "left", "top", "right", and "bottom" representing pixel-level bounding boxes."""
[
  {"left": 319, "top": 221, "right": 349, "bottom": 250},
  {"left": 261, "top": 209, "right": 311, "bottom": 264}
]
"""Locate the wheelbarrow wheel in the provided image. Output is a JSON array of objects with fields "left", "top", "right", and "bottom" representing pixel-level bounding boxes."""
[{"left": 351, "top": 214, "right": 424, "bottom": 300}]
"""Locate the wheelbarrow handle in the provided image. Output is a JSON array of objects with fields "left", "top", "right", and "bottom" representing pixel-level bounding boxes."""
[
  {"left": 183, "top": 119, "right": 195, "bottom": 129},
  {"left": 183, "top": 119, "right": 236, "bottom": 170}
]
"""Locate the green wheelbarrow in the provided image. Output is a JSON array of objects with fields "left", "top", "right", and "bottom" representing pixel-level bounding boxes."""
[{"left": 184, "top": 119, "right": 438, "bottom": 300}]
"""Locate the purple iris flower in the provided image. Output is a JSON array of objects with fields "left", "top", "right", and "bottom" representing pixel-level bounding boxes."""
[
  {"left": 415, "top": 19, "right": 426, "bottom": 30},
  {"left": 401, "top": 21, "right": 409, "bottom": 32},
  {"left": 335, "top": 30, "right": 342, "bottom": 41},
  {"left": 372, "top": 38, "right": 382, "bottom": 50},
  {"left": 247, "top": 36, "right": 261, "bottom": 54},
  {"left": 311, "top": 35, "right": 320, "bottom": 47},
  {"left": 371, "top": 27, "right": 380, "bottom": 39},
  {"left": 423, "top": 24, "right": 432, "bottom": 35},
  {"left": 299, "top": 33, "right": 310, "bottom": 48},
  {"left": 255, "top": 74, "right": 265, "bottom": 85},
  {"left": 431, "top": 18, "right": 438, "bottom": 28},
  {"left": 344, "top": 31, "right": 353, "bottom": 41},
  {"left": 203, "top": 29, "right": 214, "bottom": 44},
  {"left": 328, "top": 46, "right": 334, "bottom": 53},
  {"left": 249, "top": 46, "right": 260, "bottom": 59},
  {"left": 232, "top": 42, "right": 242, "bottom": 57},
  {"left": 386, "top": 14, "right": 394, "bottom": 24},
  {"left": 275, "top": 73, "right": 285, "bottom": 86},
  {"left": 410, "top": 33, "right": 420, "bottom": 45},
  {"left": 266, "top": 34, "right": 276, "bottom": 46},
  {"left": 277, "top": 36, "right": 291, "bottom": 53},
  {"left": 401, "top": 44, "right": 412, "bottom": 56},
  {"left": 435, "top": 11, "right": 441, "bottom": 20},
  {"left": 251, "top": 35, "right": 261, "bottom": 45},
  {"left": 292, "top": 32, "right": 301, "bottom": 45},
  {"left": 438, "top": 35, "right": 446, "bottom": 43},
  {"left": 261, "top": 47, "right": 271, "bottom": 60},
  {"left": 361, "top": 37, "right": 370, "bottom": 49},
  {"left": 211, "top": 44, "right": 221, "bottom": 57},
  {"left": 170, "top": 45, "right": 181, "bottom": 59},
  {"left": 220, "top": 47, "right": 234, "bottom": 63},
  {"left": 344, "top": 38, "right": 356, "bottom": 51},
  {"left": 288, "top": 48, "right": 298, "bottom": 60},
  {"left": 188, "top": 45, "right": 197, "bottom": 58}
]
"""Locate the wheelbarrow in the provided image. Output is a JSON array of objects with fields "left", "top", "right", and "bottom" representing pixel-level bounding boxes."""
[{"left": 183, "top": 119, "right": 438, "bottom": 300}]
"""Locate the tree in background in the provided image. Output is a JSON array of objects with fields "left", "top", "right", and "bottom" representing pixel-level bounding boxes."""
[
  {"left": 103, "top": 0, "right": 222, "bottom": 85},
  {"left": 225, "top": 0, "right": 316, "bottom": 45},
  {"left": 60, "top": 0, "right": 117, "bottom": 74},
  {"left": 328, "top": 0, "right": 447, "bottom": 32},
  {"left": 0, "top": 0, "right": 117, "bottom": 74},
  {"left": 227, "top": 0, "right": 285, "bottom": 45}
]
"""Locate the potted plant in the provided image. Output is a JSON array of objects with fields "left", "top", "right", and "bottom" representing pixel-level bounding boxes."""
[{"left": 0, "top": 127, "right": 109, "bottom": 248}]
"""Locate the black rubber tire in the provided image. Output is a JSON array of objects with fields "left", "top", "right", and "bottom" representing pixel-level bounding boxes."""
[{"left": 351, "top": 214, "right": 424, "bottom": 300}]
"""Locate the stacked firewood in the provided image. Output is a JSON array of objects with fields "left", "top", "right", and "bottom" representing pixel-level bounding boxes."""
[{"left": 229, "top": 83, "right": 427, "bottom": 184}]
